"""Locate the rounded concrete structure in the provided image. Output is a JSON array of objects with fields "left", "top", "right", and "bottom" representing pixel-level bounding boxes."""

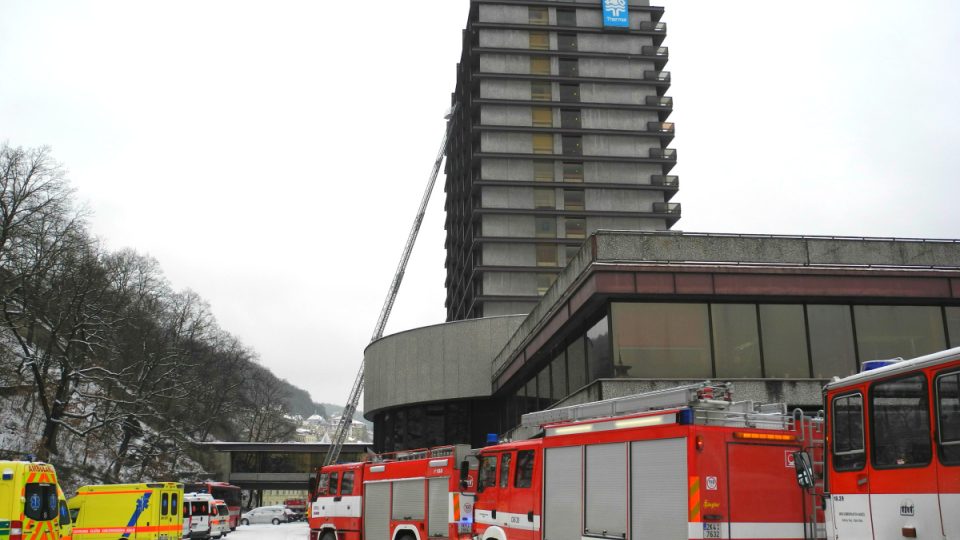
[{"left": 364, "top": 315, "right": 525, "bottom": 417}]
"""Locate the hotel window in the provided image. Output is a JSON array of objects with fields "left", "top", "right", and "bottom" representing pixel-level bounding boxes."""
[
  {"left": 531, "top": 81, "right": 552, "bottom": 101},
  {"left": 534, "top": 188, "right": 556, "bottom": 209},
  {"left": 711, "top": 304, "right": 762, "bottom": 378},
  {"left": 533, "top": 134, "right": 554, "bottom": 154},
  {"left": 559, "top": 58, "right": 578, "bottom": 77},
  {"left": 562, "top": 135, "right": 582, "bottom": 156},
  {"left": 532, "top": 107, "right": 553, "bottom": 127},
  {"left": 561, "top": 109, "right": 581, "bottom": 129},
  {"left": 564, "top": 217, "right": 585, "bottom": 239},
  {"left": 535, "top": 217, "right": 556, "bottom": 238},
  {"left": 558, "top": 33, "right": 578, "bottom": 52},
  {"left": 529, "top": 7, "right": 549, "bottom": 25},
  {"left": 537, "top": 273, "right": 555, "bottom": 296},
  {"left": 556, "top": 8, "right": 576, "bottom": 27},
  {"left": 563, "top": 189, "right": 584, "bottom": 211},
  {"left": 854, "top": 305, "right": 946, "bottom": 361},
  {"left": 529, "top": 31, "right": 550, "bottom": 50},
  {"left": 536, "top": 244, "right": 558, "bottom": 266},
  {"left": 533, "top": 161, "right": 554, "bottom": 181},
  {"left": 559, "top": 83, "right": 580, "bottom": 102},
  {"left": 562, "top": 162, "right": 584, "bottom": 182},
  {"left": 530, "top": 56, "right": 551, "bottom": 75}
]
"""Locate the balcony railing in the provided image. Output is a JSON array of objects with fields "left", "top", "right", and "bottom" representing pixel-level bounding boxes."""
[
  {"left": 639, "top": 21, "right": 667, "bottom": 32},
  {"left": 644, "top": 71, "right": 671, "bottom": 82},
  {"left": 651, "top": 175, "right": 679, "bottom": 188},
  {"left": 642, "top": 46, "right": 668, "bottom": 56},
  {"left": 649, "top": 148, "right": 677, "bottom": 160},
  {"left": 645, "top": 96, "right": 673, "bottom": 107},
  {"left": 648, "top": 122, "right": 675, "bottom": 133},
  {"left": 653, "top": 202, "right": 681, "bottom": 214}
]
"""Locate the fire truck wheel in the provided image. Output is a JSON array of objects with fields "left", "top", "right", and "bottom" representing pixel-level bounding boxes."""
[
  {"left": 321, "top": 531, "right": 336, "bottom": 540},
  {"left": 397, "top": 532, "right": 416, "bottom": 540}
]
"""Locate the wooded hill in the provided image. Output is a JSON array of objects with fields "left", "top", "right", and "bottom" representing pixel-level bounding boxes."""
[{"left": 0, "top": 144, "right": 325, "bottom": 490}]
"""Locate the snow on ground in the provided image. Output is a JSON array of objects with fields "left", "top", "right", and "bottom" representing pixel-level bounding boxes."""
[{"left": 227, "top": 521, "right": 308, "bottom": 540}]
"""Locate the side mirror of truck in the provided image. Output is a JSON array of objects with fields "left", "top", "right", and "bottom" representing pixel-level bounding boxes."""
[{"left": 792, "top": 451, "right": 815, "bottom": 490}]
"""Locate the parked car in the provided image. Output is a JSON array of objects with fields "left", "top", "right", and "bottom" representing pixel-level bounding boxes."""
[
  {"left": 239, "top": 505, "right": 295, "bottom": 525},
  {"left": 210, "top": 499, "right": 231, "bottom": 538}
]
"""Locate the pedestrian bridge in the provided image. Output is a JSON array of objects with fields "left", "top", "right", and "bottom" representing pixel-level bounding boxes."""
[{"left": 200, "top": 442, "right": 372, "bottom": 490}]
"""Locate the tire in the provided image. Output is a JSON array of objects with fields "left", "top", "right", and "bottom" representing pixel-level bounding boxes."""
[
  {"left": 272, "top": 518, "right": 280, "bottom": 525},
  {"left": 321, "top": 531, "right": 336, "bottom": 540},
  {"left": 240, "top": 518, "right": 249, "bottom": 526}
]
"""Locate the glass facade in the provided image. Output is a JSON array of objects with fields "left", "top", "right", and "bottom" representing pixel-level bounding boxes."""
[{"left": 508, "top": 303, "right": 960, "bottom": 427}]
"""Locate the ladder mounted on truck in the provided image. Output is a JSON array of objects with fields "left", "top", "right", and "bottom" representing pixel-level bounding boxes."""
[{"left": 516, "top": 381, "right": 816, "bottom": 440}]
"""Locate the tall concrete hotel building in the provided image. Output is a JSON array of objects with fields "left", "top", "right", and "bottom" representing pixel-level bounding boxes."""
[{"left": 444, "top": 0, "right": 678, "bottom": 320}]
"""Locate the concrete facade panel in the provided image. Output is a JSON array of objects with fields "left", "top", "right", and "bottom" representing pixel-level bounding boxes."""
[
  {"left": 577, "top": 34, "right": 649, "bottom": 54},
  {"left": 481, "top": 132, "right": 534, "bottom": 153},
  {"left": 581, "top": 109, "right": 658, "bottom": 131},
  {"left": 587, "top": 216, "right": 645, "bottom": 231},
  {"left": 482, "top": 243, "right": 536, "bottom": 266},
  {"left": 484, "top": 271, "right": 539, "bottom": 296},
  {"left": 579, "top": 82, "right": 655, "bottom": 104},
  {"left": 480, "top": 53, "right": 532, "bottom": 75},
  {"left": 480, "top": 80, "right": 531, "bottom": 100},
  {"left": 481, "top": 158, "right": 536, "bottom": 181},
  {"left": 478, "top": 5, "right": 527, "bottom": 24},
  {"left": 481, "top": 214, "right": 536, "bottom": 238},
  {"left": 479, "top": 29, "right": 529, "bottom": 49},
  {"left": 482, "top": 105, "right": 534, "bottom": 127},
  {"left": 481, "top": 185, "right": 534, "bottom": 209},
  {"left": 586, "top": 189, "right": 660, "bottom": 211},
  {"left": 587, "top": 162, "right": 661, "bottom": 184},
  {"left": 578, "top": 58, "right": 654, "bottom": 79},
  {"left": 583, "top": 134, "right": 659, "bottom": 157},
  {"left": 364, "top": 316, "right": 525, "bottom": 415},
  {"left": 484, "top": 302, "right": 538, "bottom": 317}
]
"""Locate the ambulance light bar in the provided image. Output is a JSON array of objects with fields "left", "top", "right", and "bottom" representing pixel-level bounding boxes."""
[
  {"left": 546, "top": 412, "right": 676, "bottom": 437},
  {"left": 732, "top": 431, "right": 797, "bottom": 442}
]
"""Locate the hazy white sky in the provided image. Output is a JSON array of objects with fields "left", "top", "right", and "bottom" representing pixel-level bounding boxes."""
[{"left": 2, "top": 0, "right": 958, "bottom": 409}]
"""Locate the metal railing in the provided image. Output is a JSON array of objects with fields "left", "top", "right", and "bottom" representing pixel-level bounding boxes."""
[
  {"left": 653, "top": 202, "right": 681, "bottom": 214},
  {"left": 642, "top": 46, "right": 668, "bottom": 56},
  {"left": 649, "top": 148, "right": 677, "bottom": 160},
  {"left": 651, "top": 175, "right": 679, "bottom": 187},
  {"left": 644, "top": 70, "right": 671, "bottom": 82}
]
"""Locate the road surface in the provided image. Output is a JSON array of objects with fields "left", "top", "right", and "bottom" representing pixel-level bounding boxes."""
[{"left": 227, "top": 521, "right": 308, "bottom": 539}]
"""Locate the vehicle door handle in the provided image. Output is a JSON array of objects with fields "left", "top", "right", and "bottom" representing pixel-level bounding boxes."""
[
  {"left": 856, "top": 475, "right": 868, "bottom": 487},
  {"left": 491, "top": 510, "right": 496, "bottom": 519},
  {"left": 527, "top": 511, "right": 533, "bottom": 522}
]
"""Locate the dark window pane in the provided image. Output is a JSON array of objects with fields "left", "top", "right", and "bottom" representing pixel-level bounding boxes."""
[
  {"left": 162, "top": 493, "right": 169, "bottom": 516},
  {"left": 529, "top": 7, "right": 548, "bottom": 25},
  {"left": 525, "top": 378, "right": 538, "bottom": 413},
  {"left": 537, "top": 365, "right": 552, "bottom": 406},
  {"left": 561, "top": 109, "right": 582, "bottom": 129},
  {"left": 854, "top": 305, "right": 946, "bottom": 361},
  {"left": 947, "top": 307, "right": 960, "bottom": 348},
  {"left": 586, "top": 316, "right": 611, "bottom": 381},
  {"left": 611, "top": 303, "right": 711, "bottom": 378},
  {"left": 499, "top": 452, "right": 512, "bottom": 488},
  {"left": 831, "top": 393, "right": 865, "bottom": 472},
  {"left": 534, "top": 161, "right": 554, "bottom": 181},
  {"left": 551, "top": 353, "right": 567, "bottom": 400},
  {"left": 937, "top": 371, "right": 960, "bottom": 465},
  {"left": 567, "top": 338, "right": 588, "bottom": 392},
  {"left": 535, "top": 216, "right": 556, "bottom": 237},
  {"left": 562, "top": 162, "right": 584, "bottom": 182},
  {"left": 342, "top": 471, "right": 355, "bottom": 495},
  {"left": 172, "top": 494, "right": 178, "bottom": 516},
  {"left": 564, "top": 218, "right": 585, "bottom": 239},
  {"left": 515, "top": 450, "right": 535, "bottom": 488},
  {"left": 59, "top": 500, "right": 71, "bottom": 524},
  {"left": 759, "top": 304, "right": 810, "bottom": 378},
  {"left": 559, "top": 58, "right": 578, "bottom": 77},
  {"left": 317, "top": 473, "right": 329, "bottom": 496},
  {"left": 563, "top": 189, "right": 584, "bottom": 211},
  {"left": 711, "top": 304, "right": 762, "bottom": 377},
  {"left": 808, "top": 305, "right": 857, "bottom": 378},
  {"left": 558, "top": 33, "right": 578, "bottom": 52},
  {"left": 870, "top": 374, "right": 931, "bottom": 468},
  {"left": 557, "top": 9, "right": 576, "bottom": 26},
  {"left": 24, "top": 483, "right": 57, "bottom": 521},
  {"left": 329, "top": 472, "right": 339, "bottom": 495},
  {"left": 560, "top": 84, "right": 580, "bottom": 102},
  {"left": 562, "top": 136, "right": 582, "bottom": 156}
]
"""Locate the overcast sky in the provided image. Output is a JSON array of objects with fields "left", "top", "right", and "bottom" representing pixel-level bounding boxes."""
[{"left": 2, "top": 1, "right": 958, "bottom": 409}]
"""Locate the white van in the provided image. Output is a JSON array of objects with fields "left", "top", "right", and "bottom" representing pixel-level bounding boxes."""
[{"left": 183, "top": 492, "right": 215, "bottom": 538}]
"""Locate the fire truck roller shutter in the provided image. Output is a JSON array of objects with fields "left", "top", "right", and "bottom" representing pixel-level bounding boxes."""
[
  {"left": 585, "top": 444, "right": 627, "bottom": 538},
  {"left": 543, "top": 446, "right": 582, "bottom": 540},
  {"left": 630, "top": 438, "right": 687, "bottom": 539},
  {"left": 392, "top": 480, "right": 426, "bottom": 521},
  {"left": 427, "top": 478, "right": 448, "bottom": 537},
  {"left": 364, "top": 482, "right": 391, "bottom": 540}
]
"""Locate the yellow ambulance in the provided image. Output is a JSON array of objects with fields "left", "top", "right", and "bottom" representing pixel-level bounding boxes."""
[
  {"left": 68, "top": 482, "right": 183, "bottom": 540},
  {"left": 0, "top": 460, "right": 62, "bottom": 540}
]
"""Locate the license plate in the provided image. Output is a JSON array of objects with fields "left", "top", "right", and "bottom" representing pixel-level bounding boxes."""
[{"left": 703, "top": 522, "right": 721, "bottom": 539}]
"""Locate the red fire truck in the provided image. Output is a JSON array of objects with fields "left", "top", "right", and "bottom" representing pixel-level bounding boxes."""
[
  {"left": 308, "top": 445, "right": 476, "bottom": 540},
  {"left": 468, "top": 383, "right": 824, "bottom": 540},
  {"left": 818, "top": 346, "right": 960, "bottom": 539}
]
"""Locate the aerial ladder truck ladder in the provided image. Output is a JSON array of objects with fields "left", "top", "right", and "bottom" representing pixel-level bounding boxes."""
[{"left": 324, "top": 106, "right": 456, "bottom": 466}]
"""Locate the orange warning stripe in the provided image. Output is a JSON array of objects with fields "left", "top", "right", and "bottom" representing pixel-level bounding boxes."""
[
  {"left": 78, "top": 489, "right": 152, "bottom": 496},
  {"left": 688, "top": 476, "right": 701, "bottom": 522}
]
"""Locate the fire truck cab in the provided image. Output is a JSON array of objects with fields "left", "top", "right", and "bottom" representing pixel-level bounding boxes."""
[
  {"left": 309, "top": 445, "right": 475, "bottom": 540},
  {"left": 471, "top": 383, "right": 823, "bottom": 540},
  {"left": 822, "top": 347, "right": 960, "bottom": 539}
]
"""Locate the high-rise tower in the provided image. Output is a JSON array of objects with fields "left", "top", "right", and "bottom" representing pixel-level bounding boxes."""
[{"left": 444, "top": 0, "right": 679, "bottom": 321}]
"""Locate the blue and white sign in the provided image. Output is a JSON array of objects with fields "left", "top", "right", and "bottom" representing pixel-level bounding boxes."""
[{"left": 602, "top": 0, "right": 629, "bottom": 28}]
